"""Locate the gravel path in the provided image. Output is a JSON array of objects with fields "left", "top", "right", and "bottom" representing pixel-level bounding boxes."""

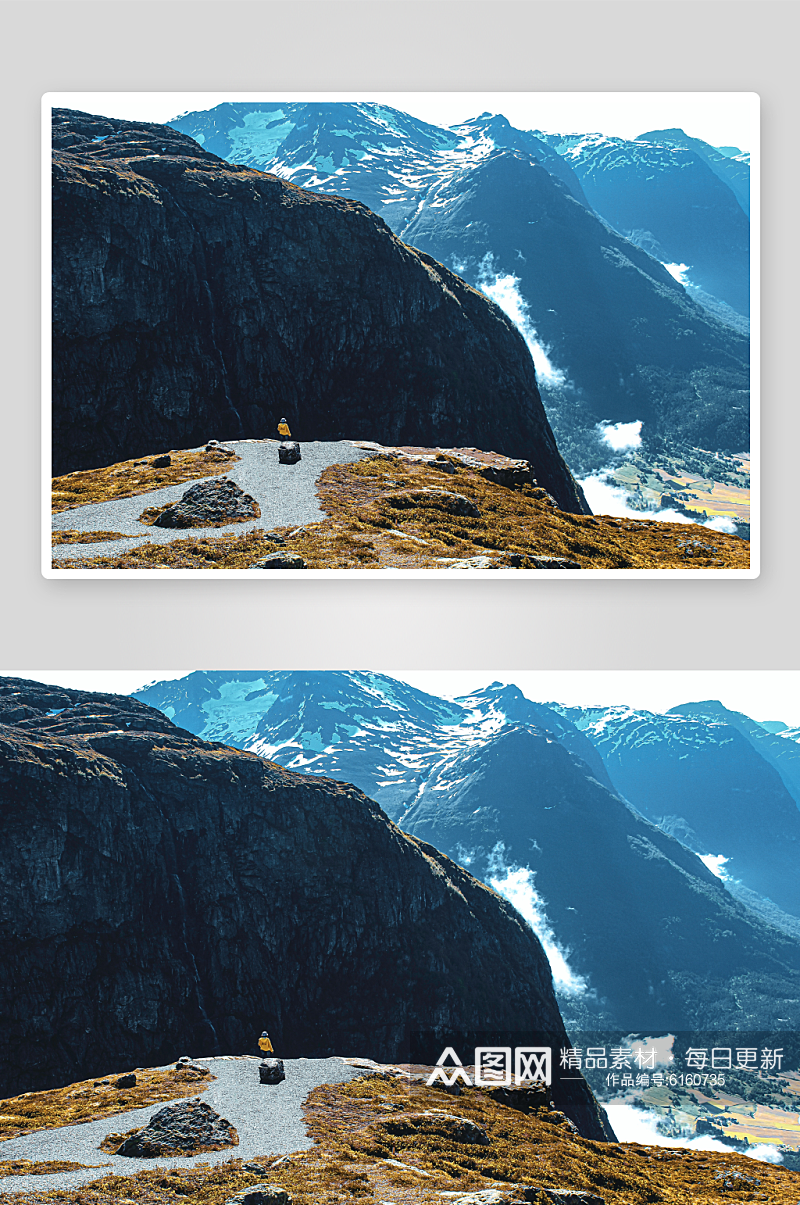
[
  {"left": 0, "top": 1056, "right": 362, "bottom": 1196},
  {"left": 52, "top": 440, "right": 373, "bottom": 562}
]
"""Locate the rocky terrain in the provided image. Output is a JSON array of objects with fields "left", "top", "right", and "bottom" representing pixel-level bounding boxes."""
[
  {"left": 0, "top": 677, "right": 608, "bottom": 1143},
  {"left": 51, "top": 109, "right": 585, "bottom": 516},
  {"left": 51, "top": 440, "right": 750, "bottom": 571},
  {"left": 3, "top": 1061, "right": 800, "bottom": 1205}
]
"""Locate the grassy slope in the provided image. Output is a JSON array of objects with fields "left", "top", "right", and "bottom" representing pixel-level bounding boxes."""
[
  {"left": 1, "top": 1069, "right": 799, "bottom": 1204},
  {"left": 52, "top": 453, "right": 749, "bottom": 571}
]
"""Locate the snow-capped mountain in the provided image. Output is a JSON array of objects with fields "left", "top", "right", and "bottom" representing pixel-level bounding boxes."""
[
  {"left": 168, "top": 102, "right": 588, "bottom": 224},
  {"left": 538, "top": 129, "right": 749, "bottom": 316},
  {"left": 638, "top": 127, "right": 751, "bottom": 217},
  {"left": 168, "top": 102, "right": 750, "bottom": 471},
  {"left": 135, "top": 672, "right": 800, "bottom": 1033},
  {"left": 554, "top": 703, "right": 800, "bottom": 923}
]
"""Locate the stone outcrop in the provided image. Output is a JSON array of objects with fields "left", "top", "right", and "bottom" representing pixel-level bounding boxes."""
[
  {"left": 226, "top": 1188, "right": 291, "bottom": 1205},
  {"left": 0, "top": 677, "right": 611, "bottom": 1142},
  {"left": 146, "top": 477, "right": 260, "bottom": 528},
  {"left": 385, "top": 489, "right": 482, "bottom": 518},
  {"left": 51, "top": 109, "right": 587, "bottom": 515},
  {"left": 115, "top": 1098, "right": 237, "bottom": 1156}
]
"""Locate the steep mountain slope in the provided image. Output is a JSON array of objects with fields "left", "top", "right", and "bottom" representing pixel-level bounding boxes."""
[
  {"left": 668, "top": 699, "right": 800, "bottom": 809},
  {"left": 0, "top": 676, "right": 610, "bottom": 1141},
  {"left": 134, "top": 672, "right": 800, "bottom": 1034},
  {"left": 400, "top": 149, "right": 749, "bottom": 453},
  {"left": 168, "top": 101, "right": 590, "bottom": 221},
  {"left": 52, "top": 109, "right": 585, "bottom": 514},
  {"left": 397, "top": 724, "right": 800, "bottom": 1033},
  {"left": 557, "top": 706, "right": 800, "bottom": 919},
  {"left": 168, "top": 100, "right": 750, "bottom": 470},
  {"left": 541, "top": 131, "right": 749, "bottom": 315},
  {"left": 639, "top": 127, "right": 751, "bottom": 217}
]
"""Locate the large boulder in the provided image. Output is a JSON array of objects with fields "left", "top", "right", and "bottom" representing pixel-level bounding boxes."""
[
  {"left": 148, "top": 478, "right": 260, "bottom": 529},
  {"left": 115, "top": 1098, "right": 238, "bottom": 1157},
  {"left": 278, "top": 442, "right": 301, "bottom": 465}
]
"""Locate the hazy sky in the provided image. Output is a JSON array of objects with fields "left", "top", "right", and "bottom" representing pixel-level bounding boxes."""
[
  {"left": 47, "top": 91, "right": 758, "bottom": 153},
  {"left": 5, "top": 669, "right": 798, "bottom": 727}
]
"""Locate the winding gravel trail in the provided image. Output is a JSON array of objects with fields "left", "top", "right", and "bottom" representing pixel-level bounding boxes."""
[
  {"left": 0, "top": 1056, "right": 362, "bottom": 1196},
  {"left": 52, "top": 440, "right": 373, "bottom": 562}
]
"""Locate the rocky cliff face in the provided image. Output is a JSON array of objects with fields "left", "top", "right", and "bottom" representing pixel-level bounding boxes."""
[
  {"left": 133, "top": 673, "right": 800, "bottom": 1035},
  {"left": 0, "top": 678, "right": 610, "bottom": 1141},
  {"left": 51, "top": 110, "right": 586, "bottom": 515}
]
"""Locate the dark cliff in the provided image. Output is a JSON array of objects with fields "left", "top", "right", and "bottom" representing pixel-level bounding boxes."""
[
  {"left": 0, "top": 678, "right": 610, "bottom": 1140},
  {"left": 51, "top": 110, "right": 587, "bottom": 515}
]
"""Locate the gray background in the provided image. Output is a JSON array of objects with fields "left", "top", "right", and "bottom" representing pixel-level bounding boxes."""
[{"left": 2, "top": 0, "right": 796, "bottom": 673}]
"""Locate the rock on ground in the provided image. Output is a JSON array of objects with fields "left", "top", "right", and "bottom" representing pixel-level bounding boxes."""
[
  {"left": 385, "top": 489, "right": 482, "bottom": 518},
  {"left": 252, "top": 553, "right": 306, "bottom": 569},
  {"left": 259, "top": 1058, "right": 286, "bottom": 1084},
  {"left": 278, "top": 443, "right": 302, "bottom": 465},
  {"left": 225, "top": 1187, "right": 292, "bottom": 1205},
  {"left": 150, "top": 478, "right": 260, "bottom": 528},
  {"left": 115, "top": 1098, "right": 238, "bottom": 1157}
]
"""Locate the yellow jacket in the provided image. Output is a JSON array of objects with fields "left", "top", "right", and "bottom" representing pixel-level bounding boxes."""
[
  {"left": 258, "top": 1032, "right": 274, "bottom": 1053},
  {"left": 277, "top": 421, "right": 292, "bottom": 439}
]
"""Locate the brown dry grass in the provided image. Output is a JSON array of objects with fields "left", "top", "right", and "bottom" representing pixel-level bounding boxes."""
[
  {"left": 52, "top": 531, "right": 146, "bottom": 545},
  {"left": 0, "top": 1161, "right": 107, "bottom": 1178},
  {"left": 0, "top": 1066, "right": 214, "bottom": 1141},
  {"left": 54, "top": 454, "right": 750, "bottom": 571},
  {"left": 52, "top": 448, "right": 240, "bottom": 514},
  {"left": 2, "top": 1071, "right": 799, "bottom": 1205}
]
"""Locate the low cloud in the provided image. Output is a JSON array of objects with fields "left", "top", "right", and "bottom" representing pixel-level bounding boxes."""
[
  {"left": 605, "top": 1104, "right": 783, "bottom": 1164},
  {"left": 474, "top": 254, "right": 567, "bottom": 387},
  {"left": 703, "top": 515, "right": 738, "bottom": 534},
  {"left": 486, "top": 843, "right": 589, "bottom": 996},
  {"left": 598, "top": 420, "right": 643, "bottom": 452},
  {"left": 578, "top": 474, "right": 694, "bottom": 525},
  {"left": 580, "top": 471, "right": 740, "bottom": 534}
]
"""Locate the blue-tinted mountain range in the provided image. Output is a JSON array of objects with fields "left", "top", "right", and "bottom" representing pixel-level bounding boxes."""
[
  {"left": 135, "top": 673, "right": 800, "bottom": 1034},
  {"left": 168, "top": 102, "right": 751, "bottom": 471}
]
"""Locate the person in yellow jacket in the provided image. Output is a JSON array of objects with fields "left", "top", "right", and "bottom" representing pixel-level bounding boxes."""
[
  {"left": 277, "top": 417, "right": 292, "bottom": 441},
  {"left": 258, "top": 1030, "right": 274, "bottom": 1054}
]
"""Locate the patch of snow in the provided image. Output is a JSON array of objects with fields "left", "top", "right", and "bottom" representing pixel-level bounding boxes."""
[
  {"left": 700, "top": 854, "right": 730, "bottom": 879},
  {"left": 663, "top": 262, "right": 693, "bottom": 286}
]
